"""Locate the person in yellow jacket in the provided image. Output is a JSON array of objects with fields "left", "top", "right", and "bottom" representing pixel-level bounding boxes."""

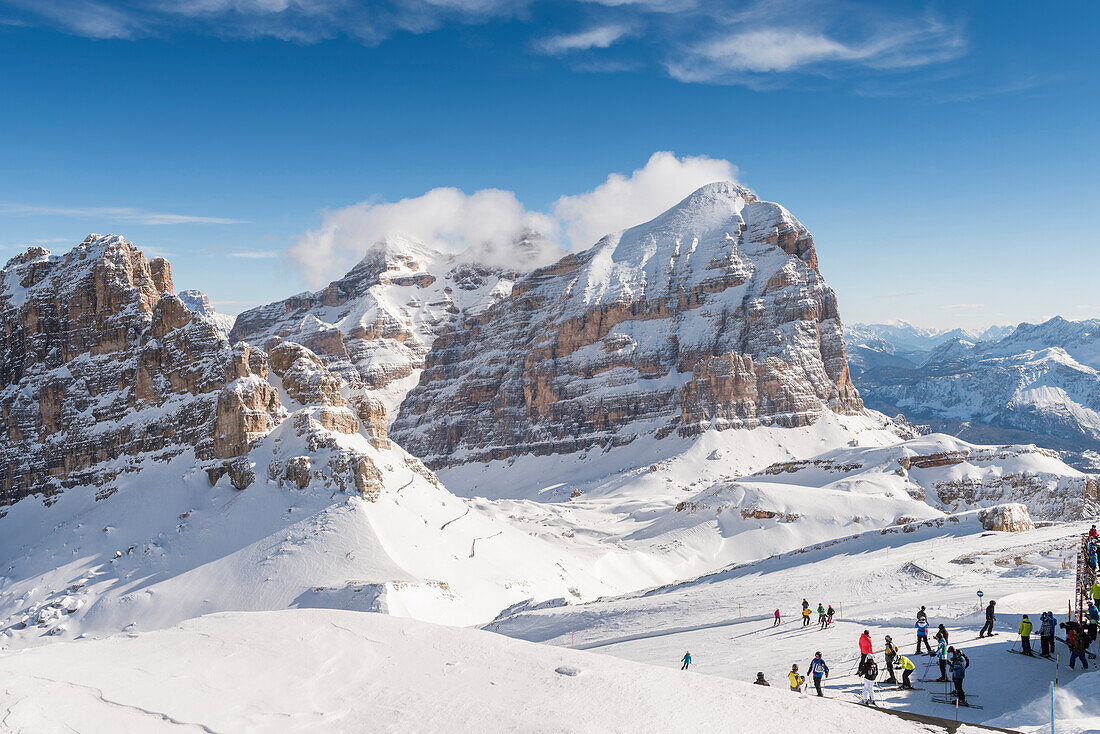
[
  {"left": 1019, "top": 615, "right": 1034, "bottom": 656},
  {"left": 1092, "top": 581, "right": 1100, "bottom": 604},
  {"left": 896, "top": 654, "right": 916, "bottom": 689},
  {"left": 801, "top": 606, "right": 812, "bottom": 627},
  {"left": 788, "top": 664, "right": 805, "bottom": 692}
]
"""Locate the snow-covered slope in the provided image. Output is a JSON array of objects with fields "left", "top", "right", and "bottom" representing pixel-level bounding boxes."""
[{"left": 0, "top": 608, "right": 987, "bottom": 734}]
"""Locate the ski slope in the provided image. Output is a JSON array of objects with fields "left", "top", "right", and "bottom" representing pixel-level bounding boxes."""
[
  {"left": 488, "top": 514, "right": 1087, "bottom": 730},
  {"left": 0, "top": 608, "right": 995, "bottom": 734}
]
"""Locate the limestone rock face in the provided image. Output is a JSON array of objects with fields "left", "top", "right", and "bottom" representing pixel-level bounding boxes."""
[
  {"left": 979, "top": 503, "right": 1035, "bottom": 532},
  {"left": 229, "top": 234, "right": 546, "bottom": 420},
  {"left": 391, "top": 183, "right": 863, "bottom": 467},
  {"left": 0, "top": 235, "right": 283, "bottom": 505}
]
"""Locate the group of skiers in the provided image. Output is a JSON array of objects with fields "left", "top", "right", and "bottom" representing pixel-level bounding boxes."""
[{"left": 789, "top": 598, "right": 835, "bottom": 629}]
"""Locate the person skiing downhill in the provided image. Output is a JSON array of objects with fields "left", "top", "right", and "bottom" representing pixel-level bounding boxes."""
[
  {"left": 883, "top": 635, "right": 899, "bottom": 684},
  {"left": 915, "top": 617, "right": 931, "bottom": 654},
  {"left": 807, "top": 651, "right": 829, "bottom": 697},
  {"left": 935, "top": 637, "right": 949, "bottom": 681},
  {"left": 861, "top": 657, "right": 879, "bottom": 705},
  {"left": 774, "top": 608, "right": 782, "bottom": 626},
  {"left": 979, "top": 600, "right": 996, "bottom": 638},
  {"left": 949, "top": 648, "right": 970, "bottom": 705},
  {"left": 1040, "top": 611, "right": 1056, "bottom": 658},
  {"left": 826, "top": 605, "right": 835, "bottom": 627},
  {"left": 1019, "top": 615, "right": 1034, "bottom": 656},
  {"left": 896, "top": 654, "right": 916, "bottom": 689},
  {"left": 788, "top": 664, "right": 805, "bottom": 692},
  {"left": 681, "top": 651, "right": 692, "bottom": 670},
  {"left": 858, "top": 630, "right": 874, "bottom": 674}
]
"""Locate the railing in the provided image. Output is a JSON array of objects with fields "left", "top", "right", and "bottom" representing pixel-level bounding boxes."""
[{"left": 1077, "top": 534, "right": 1095, "bottom": 621}]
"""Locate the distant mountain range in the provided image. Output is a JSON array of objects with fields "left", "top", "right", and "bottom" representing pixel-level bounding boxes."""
[{"left": 847, "top": 317, "right": 1100, "bottom": 470}]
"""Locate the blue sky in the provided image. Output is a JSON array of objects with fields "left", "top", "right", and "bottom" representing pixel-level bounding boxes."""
[{"left": 0, "top": 0, "right": 1096, "bottom": 329}]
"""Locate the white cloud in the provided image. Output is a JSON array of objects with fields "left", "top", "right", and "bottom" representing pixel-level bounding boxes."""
[
  {"left": 536, "top": 24, "right": 632, "bottom": 55},
  {"left": 289, "top": 187, "right": 560, "bottom": 287},
  {"left": 941, "top": 303, "right": 984, "bottom": 311},
  {"left": 289, "top": 151, "right": 737, "bottom": 287},
  {"left": 0, "top": 204, "right": 245, "bottom": 225},
  {"left": 551, "top": 151, "right": 737, "bottom": 249}
]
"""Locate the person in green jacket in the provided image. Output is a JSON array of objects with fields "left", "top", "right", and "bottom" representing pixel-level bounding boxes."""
[
  {"left": 1091, "top": 581, "right": 1100, "bottom": 604},
  {"left": 1019, "top": 615, "right": 1034, "bottom": 656}
]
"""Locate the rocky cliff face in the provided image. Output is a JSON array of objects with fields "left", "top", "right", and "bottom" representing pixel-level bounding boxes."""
[
  {"left": 229, "top": 234, "right": 535, "bottom": 419},
  {"left": 391, "top": 182, "right": 863, "bottom": 467},
  {"left": 0, "top": 235, "right": 284, "bottom": 506}
]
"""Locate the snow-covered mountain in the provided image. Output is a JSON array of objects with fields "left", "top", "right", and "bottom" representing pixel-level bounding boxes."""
[
  {"left": 230, "top": 232, "right": 555, "bottom": 420},
  {"left": 1, "top": 196, "right": 1097, "bottom": 733},
  {"left": 845, "top": 320, "right": 1013, "bottom": 376},
  {"left": 852, "top": 317, "right": 1100, "bottom": 470},
  {"left": 393, "top": 182, "right": 863, "bottom": 467},
  {"left": 177, "top": 288, "right": 236, "bottom": 334}
]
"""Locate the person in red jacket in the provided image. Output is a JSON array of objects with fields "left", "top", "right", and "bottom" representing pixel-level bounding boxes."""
[{"left": 858, "top": 630, "right": 874, "bottom": 674}]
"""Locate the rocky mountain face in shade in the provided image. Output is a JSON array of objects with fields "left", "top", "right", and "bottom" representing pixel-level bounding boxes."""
[{"left": 390, "top": 182, "right": 864, "bottom": 467}]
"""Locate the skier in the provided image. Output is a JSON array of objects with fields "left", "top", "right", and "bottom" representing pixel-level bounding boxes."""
[
  {"left": 802, "top": 605, "right": 812, "bottom": 627},
  {"left": 858, "top": 630, "right": 873, "bottom": 674},
  {"left": 1089, "top": 602, "right": 1100, "bottom": 624},
  {"left": 1091, "top": 580, "right": 1100, "bottom": 605},
  {"left": 934, "top": 636, "right": 950, "bottom": 681},
  {"left": 788, "top": 664, "right": 805, "bottom": 692},
  {"left": 826, "top": 605, "right": 835, "bottom": 627},
  {"left": 896, "top": 654, "right": 916, "bottom": 690},
  {"left": 883, "top": 635, "right": 899, "bottom": 684},
  {"left": 1018, "top": 615, "right": 1034, "bottom": 656},
  {"left": 1062, "top": 618, "right": 1083, "bottom": 663},
  {"left": 860, "top": 656, "right": 879, "bottom": 705},
  {"left": 1040, "top": 611, "right": 1056, "bottom": 658},
  {"left": 1091, "top": 546, "right": 1098, "bottom": 573},
  {"left": 1090, "top": 524, "right": 1099, "bottom": 541},
  {"left": 817, "top": 603, "right": 827, "bottom": 629},
  {"left": 933, "top": 624, "right": 949, "bottom": 646},
  {"left": 915, "top": 617, "right": 931, "bottom": 654},
  {"left": 949, "top": 647, "right": 970, "bottom": 705},
  {"left": 681, "top": 651, "right": 692, "bottom": 670},
  {"left": 754, "top": 672, "right": 770, "bottom": 686},
  {"left": 807, "top": 651, "right": 829, "bottom": 697},
  {"left": 916, "top": 606, "right": 928, "bottom": 625},
  {"left": 774, "top": 608, "right": 782, "bottom": 627},
  {"left": 979, "top": 600, "right": 996, "bottom": 638}
]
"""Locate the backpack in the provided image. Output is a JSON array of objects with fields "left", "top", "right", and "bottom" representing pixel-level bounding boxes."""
[{"left": 864, "top": 660, "right": 878, "bottom": 678}]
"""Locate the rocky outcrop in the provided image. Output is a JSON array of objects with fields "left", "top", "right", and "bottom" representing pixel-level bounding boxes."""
[
  {"left": 978, "top": 504, "right": 1035, "bottom": 532},
  {"left": 391, "top": 183, "right": 863, "bottom": 467},
  {"left": 0, "top": 235, "right": 284, "bottom": 506}
]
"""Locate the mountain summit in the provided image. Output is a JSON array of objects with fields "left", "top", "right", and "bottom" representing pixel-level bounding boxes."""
[{"left": 391, "top": 182, "right": 862, "bottom": 466}]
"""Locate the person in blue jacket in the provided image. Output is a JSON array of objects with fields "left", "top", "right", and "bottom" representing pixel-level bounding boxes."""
[
  {"left": 949, "top": 647, "right": 970, "bottom": 704},
  {"left": 681, "top": 651, "right": 692, "bottom": 670},
  {"left": 807, "top": 651, "right": 829, "bottom": 697},
  {"left": 915, "top": 618, "right": 931, "bottom": 654}
]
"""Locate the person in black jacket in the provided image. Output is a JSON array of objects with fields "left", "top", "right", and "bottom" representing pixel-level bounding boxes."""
[
  {"left": 1039, "top": 611, "right": 1056, "bottom": 658},
  {"left": 934, "top": 624, "right": 949, "bottom": 646},
  {"left": 979, "top": 600, "right": 996, "bottom": 638}
]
